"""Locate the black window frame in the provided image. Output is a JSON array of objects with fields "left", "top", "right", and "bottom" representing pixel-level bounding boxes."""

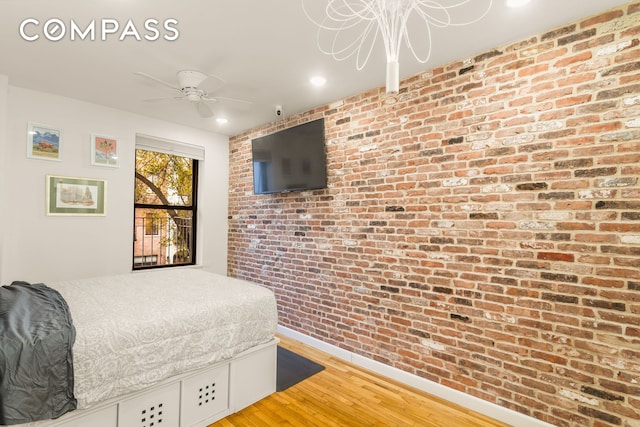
[{"left": 133, "top": 150, "right": 199, "bottom": 270}]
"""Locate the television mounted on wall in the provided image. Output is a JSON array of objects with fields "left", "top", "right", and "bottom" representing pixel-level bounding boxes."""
[{"left": 251, "top": 118, "right": 327, "bottom": 194}]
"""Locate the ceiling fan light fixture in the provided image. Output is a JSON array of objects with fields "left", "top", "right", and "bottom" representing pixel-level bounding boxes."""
[
  {"left": 216, "top": 117, "right": 229, "bottom": 125},
  {"left": 184, "top": 90, "right": 202, "bottom": 102}
]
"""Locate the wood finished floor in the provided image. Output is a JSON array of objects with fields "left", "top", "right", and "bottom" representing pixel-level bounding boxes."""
[{"left": 211, "top": 334, "right": 510, "bottom": 427}]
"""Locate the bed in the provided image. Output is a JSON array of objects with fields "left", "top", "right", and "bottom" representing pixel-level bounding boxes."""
[{"left": 0, "top": 268, "right": 279, "bottom": 427}]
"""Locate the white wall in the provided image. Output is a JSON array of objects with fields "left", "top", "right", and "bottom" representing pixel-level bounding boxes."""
[
  {"left": 0, "top": 76, "right": 7, "bottom": 281},
  {"left": 0, "top": 82, "right": 229, "bottom": 283}
]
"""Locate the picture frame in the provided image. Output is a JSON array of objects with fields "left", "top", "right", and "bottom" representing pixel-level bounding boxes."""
[
  {"left": 91, "top": 134, "right": 119, "bottom": 167},
  {"left": 27, "top": 123, "right": 61, "bottom": 161},
  {"left": 46, "top": 175, "right": 107, "bottom": 216}
]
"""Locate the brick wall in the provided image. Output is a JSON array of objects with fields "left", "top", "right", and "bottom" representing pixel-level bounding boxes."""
[{"left": 228, "top": 3, "right": 640, "bottom": 426}]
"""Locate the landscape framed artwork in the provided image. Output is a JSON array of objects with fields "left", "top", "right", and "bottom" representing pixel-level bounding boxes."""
[
  {"left": 91, "top": 134, "right": 119, "bottom": 167},
  {"left": 46, "top": 175, "right": 107, "bottom": 216},
  {"left": 27, "top": 123, "right": 61, "bottom": 161}
]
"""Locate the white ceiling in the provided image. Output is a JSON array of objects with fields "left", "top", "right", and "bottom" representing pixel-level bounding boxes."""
[{"left": 0, "top": 0, "right": 630, "bottom": 136}]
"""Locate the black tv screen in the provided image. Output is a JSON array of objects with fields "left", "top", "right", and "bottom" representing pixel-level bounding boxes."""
[{"left": 251, "top": 118, "right": 327, "bottom": 194}]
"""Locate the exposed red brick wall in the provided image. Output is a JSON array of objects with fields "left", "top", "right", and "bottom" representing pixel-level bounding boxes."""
[{"left": 228, "top": 3, "right": 640, "bottom": 426}]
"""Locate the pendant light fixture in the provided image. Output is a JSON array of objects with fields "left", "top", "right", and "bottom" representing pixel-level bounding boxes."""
[{"left": 303, "top": 0, "right": 493, "bottom": 94}]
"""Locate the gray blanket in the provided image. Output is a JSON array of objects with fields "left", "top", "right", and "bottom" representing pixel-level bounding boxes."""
[{"left": 0, "top": 281, "right": 77, "bottom": 424}]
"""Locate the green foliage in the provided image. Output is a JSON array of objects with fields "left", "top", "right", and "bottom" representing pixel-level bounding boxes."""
[{"left": 135, "top": 150, "right": 193, "bottom": 206}]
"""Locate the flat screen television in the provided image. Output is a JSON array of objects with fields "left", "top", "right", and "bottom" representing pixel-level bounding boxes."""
[{"left": 251, "top": 118, "right": 327, "bottom": 194}]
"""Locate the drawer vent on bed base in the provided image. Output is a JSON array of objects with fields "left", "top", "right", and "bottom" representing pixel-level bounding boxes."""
[
  {"left": 181, "top": 364, "right": 230, "bottom": 427},
  {"left": 198, "top": 382, "right": 216, "bottom": 406},
  {"left": 118, "top": 382, "right": 180, "bottom": 427},
  {"left": 140, "top": 403, "right": 164, "bottom": 427}
]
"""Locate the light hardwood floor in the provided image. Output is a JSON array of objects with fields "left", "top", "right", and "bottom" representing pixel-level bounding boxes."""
[{"left": 212, "top": 334, "right": 510, "bottom": 427}]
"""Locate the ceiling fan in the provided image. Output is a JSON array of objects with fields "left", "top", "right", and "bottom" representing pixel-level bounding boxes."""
[{"left": 135, "top": 70, "right": 250, "bottom": 118}]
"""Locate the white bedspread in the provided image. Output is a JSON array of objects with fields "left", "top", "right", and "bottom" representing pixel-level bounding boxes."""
[{"left": 49, "top": 268, "right": 278, "bottom": 409}]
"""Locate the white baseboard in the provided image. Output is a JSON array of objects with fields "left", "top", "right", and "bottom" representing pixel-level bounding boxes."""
[{"left": 277, "top": 325, "right": 555, "bottom": 427}]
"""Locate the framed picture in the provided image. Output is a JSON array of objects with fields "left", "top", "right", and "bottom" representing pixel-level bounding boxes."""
[
  {"left": 91, "top": 134, "right": 119, "bottom": 167},
  {"left": 27, "top": 123, "right": 61, "bottom": 161},
  {"left": 46, "top": 175, "right": 107, "bottom": 216}
]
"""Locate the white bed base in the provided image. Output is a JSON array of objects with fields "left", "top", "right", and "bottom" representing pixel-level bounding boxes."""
[{"left": 44, "top": 338, "right": 278, "bottom": 427}]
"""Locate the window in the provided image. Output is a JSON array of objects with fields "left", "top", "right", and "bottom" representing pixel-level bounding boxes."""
[
  {"left": 133, "top": 140, "right": 199, "bottom": 269},
  {"left": 144, "top": 213, "right": 160, "bottom": 235}
]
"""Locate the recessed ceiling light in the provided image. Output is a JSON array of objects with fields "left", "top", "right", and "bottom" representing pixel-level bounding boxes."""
[
  {"left": 216, "top": 117, "right": 228, "bottom": 125},
  {"left": 506, "top": 0, "right": 531, "bottom": 7},
  {"left": 310, "top": 76, "right": 327, "bottom": 87}
]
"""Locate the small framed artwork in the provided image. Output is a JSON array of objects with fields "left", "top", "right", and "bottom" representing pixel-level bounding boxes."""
[
  {"left": 91, "top": 134, "right": 119, "bottom": 167},
  {"left": 46, "top": 175, "right": 107, "bottom": 216},
  {"left": 27, "top": 123, "right": 61, "bottom": 161}
]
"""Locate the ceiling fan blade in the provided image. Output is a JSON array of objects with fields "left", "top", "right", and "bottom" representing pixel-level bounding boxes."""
[
  {"left": 143, "top": 96, "right": 183, "bottom": 103},
  {"left": 202, "top": 95, "right": 252, "bottom": 105},
  {"left": 194, "top": 101, "right": 214, "bottom": 118},
  {"left": 135, "top": 72, "right": 181, "bottom": 91}
]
